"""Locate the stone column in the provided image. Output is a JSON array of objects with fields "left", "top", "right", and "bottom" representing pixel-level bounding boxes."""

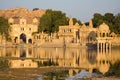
[
  {"left": 97, "top": 42, "right": 99, "bottom": 49},
  {"left": 17, "top": 36, "right": 20, "bottom": 44},
  {"left": 109, "top": 43, "right": 111, "bottom": 49},
  {"left": 105, "top": 43, "right": 107, "bottom": 49}
]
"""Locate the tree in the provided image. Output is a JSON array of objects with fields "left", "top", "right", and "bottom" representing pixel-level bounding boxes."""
[
  {"left": 104, "top": 13, "right": 114, "bottom": 23},
  {"left": 38, "top": 9, "right": 68, "bottom": 34},
  {"left": 92, "top": 13, "right": 120, "bottom": 34},
  {"left": 38, "top": 9, "right": 81, "bottom": 34},
  {"left": 33, "top": 8, "right": 39, "bottom": 11},
  {"left": 0, "top": 17, "right": 11, "bottom": 40},
  {"left": 105, "top": 61, "right": 120, "bottom": 77},
  {"left": 92, "top": 13, "right": 104, "bottom": 27},
  {"left": 72, "top": 18, "right": 81, "bottom": 25},
  {"left": 114, "top": 13, "right": 120, "bottom": 34}
]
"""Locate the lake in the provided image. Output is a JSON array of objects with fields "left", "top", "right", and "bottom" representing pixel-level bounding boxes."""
[{"left": 0, "top": 47, "right": 120, "bottom": 80}]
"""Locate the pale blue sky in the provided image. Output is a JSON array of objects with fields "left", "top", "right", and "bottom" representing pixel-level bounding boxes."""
[{"left": 0, "top": 0, "right": 120, "bottom": 22}]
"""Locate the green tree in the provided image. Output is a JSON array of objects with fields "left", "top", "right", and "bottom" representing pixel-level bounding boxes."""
[
  {"left": 0, "top": 17, "right": 11, "bottom": 40},
  {"left": 72, "top": 18, "right": 81, "bottom": 25},
  {"left": 104, "top": 13, "right": 114, "bottom": 23},
  {"left": 105, "top": 61, "right": 120, "bottom": 77},
  {"left": 114, "top": 13, "right": 120, "bottom": 34},
  {"left": 38, "top": 9, "right": 81, "bottom": 34},
  {"left": 92, "top": 13, "right": 104, "bottom": 27},
  {"left": 92, "top": 13, "right": 120, "bottom": 34},
  {"left": 38, "top": 9, "right": 68, "bottom": 34}
]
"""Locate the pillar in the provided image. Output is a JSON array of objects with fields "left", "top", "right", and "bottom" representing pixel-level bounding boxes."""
[
  {"left": 26, "top": 37, "right": 28, "bottom": 44},
  {"left": 105, "top": 43, "right": 107, "bottom": 49},
  {"left": 97, "top": 42, "right": 99, "bottom": 49},
  {"left": 109, "top": 43, "right": 111, "bottom": 49},
  {"left": 109, "top": 43, "right": 111, "bottom": 54},
  {"left": 97, "top": 42, "right": 99, "bottom": 53},
  {"left": 17, "top": 36, "right": 20, "bottom": 44}
]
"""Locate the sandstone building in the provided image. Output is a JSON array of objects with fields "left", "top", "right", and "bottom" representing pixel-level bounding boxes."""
[
  {"left": 0, "top": 8, "right": 120, "bottom": 48},
  {"left": 0, "top": 8, "right": 45, "bottom": 44}
]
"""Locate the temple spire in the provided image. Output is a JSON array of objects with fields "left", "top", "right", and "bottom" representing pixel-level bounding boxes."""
[
  {"left": 89, "top": 20, "right": 93, "bottom": 28},
  {"left": 69, "top": 17, "right": 73, "bottom": 26}
]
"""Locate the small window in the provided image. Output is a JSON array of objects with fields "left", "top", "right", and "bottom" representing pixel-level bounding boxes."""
[
  {"left": 21, "top": 64, "right": 24, "bottom": 67},
  {"left": 21, "top": 28, "right": 24, "bottom": 31},
  {"left": 22, "top": 22, "right": 24, "bottom": 25},
  {"left": 10, "top": 23, "right": 13, "bottom": 25}
]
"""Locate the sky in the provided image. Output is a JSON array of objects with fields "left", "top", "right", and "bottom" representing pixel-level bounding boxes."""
[{"left": 0, "top": 0, "right": 120, "bottom": 22}]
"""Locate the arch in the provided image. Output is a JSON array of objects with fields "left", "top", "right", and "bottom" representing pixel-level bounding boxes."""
[
  {"left": 28, "top": 39, "right": 32, "bottom": 44},
  {"left": 88, "top": 31, "right": 96, "bottom": 42},
  {"left": 14, "top": 37, "right": 18, "bottom": 43},
  {"left": 20, "top": 33, "right": 26, "bottom": 43}
]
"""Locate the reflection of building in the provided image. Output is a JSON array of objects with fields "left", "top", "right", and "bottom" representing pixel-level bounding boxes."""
[
  {"left": 1, "top": 47, "right": 120, "bottom": 74},
  {"left": 9, "top": 59, "right": 38, "bottom": 68},
  {"left": 0, "top": 8, "right": 120, "bottom": 48}
]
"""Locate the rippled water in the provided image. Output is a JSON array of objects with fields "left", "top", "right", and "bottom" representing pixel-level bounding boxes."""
[{"left": 0, "top": 47, "right": 120, "bottom": 80}]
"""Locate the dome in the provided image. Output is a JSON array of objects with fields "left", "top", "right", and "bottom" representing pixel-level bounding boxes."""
[
  {"left": 99, "top": 23, "right": 109, "bottom": 32},
  {"left": 75, "top": 22, "right": 79, "bottom": 26}
]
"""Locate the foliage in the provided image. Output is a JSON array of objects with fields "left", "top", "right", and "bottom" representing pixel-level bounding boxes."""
[
  {"left": 38, "top": 60, "right": 58, "bottom": 67},
  {"left": 43, "top": 70, "right": 68, "bottom": 80},
  {"left": 92, "top": 13, "right": 120, "bottom": 34},
  {"left": 105, "top": 61, "right": 120, "bottom": 77},
  {"left": 0, "top": 59, "right": 9, "bottom": 70},
  {"left": 0, "top": 17, "right": 11, "bottom": 40},
  {"left": 38, "top": 9, "right": 81, "bottom": 34},
  {"left": 32, "top": 8, "right": 39, "bottom": 11}
]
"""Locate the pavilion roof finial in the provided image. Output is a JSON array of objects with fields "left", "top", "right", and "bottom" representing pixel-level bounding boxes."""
[
  {"left": 69, "top": 17, "right": 73, "bottom": 26},
  {"left": 89, "top": 19, "right": 93, "bottom": 28}
]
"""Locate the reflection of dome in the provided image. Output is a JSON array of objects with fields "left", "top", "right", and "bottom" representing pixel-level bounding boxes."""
[
  {"left": 99, "top": 64, "right": 109, "bottom": 74},
  {"left": 99, "top": 23, "right": 109, "bottom": 32}
]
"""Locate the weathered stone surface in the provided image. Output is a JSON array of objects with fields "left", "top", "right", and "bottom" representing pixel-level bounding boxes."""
[{"left": 0, "top": 8, "right": 45, "bottom": 18}]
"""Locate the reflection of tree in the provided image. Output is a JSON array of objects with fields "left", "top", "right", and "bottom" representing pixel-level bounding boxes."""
[
  {"left": 0, "top": 59, "right": 9, "bottom": 69},
  {"left": 105, "top": 61, "right": 120, "bottom": 77},
  {"left": 43, "top": 70, "right": 68, "bottom": 80}
]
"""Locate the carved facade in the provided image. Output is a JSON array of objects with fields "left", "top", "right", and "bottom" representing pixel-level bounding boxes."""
[
  {"left": 0, "top": 8, "right": 120, "bottom": 48},
  {"left": 9, "top": 17, "right": 38, "bottom": 44}
]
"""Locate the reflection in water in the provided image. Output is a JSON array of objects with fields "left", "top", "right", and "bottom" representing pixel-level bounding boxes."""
[
  {"left": 0, "top": 47, "right": 120, "bottom": 75},
  {"left": 87, "top": 49, "right": 97, "bottom": 65},
  {"left": 20, "top": 48, "right": 26, "bottom": 58}
]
